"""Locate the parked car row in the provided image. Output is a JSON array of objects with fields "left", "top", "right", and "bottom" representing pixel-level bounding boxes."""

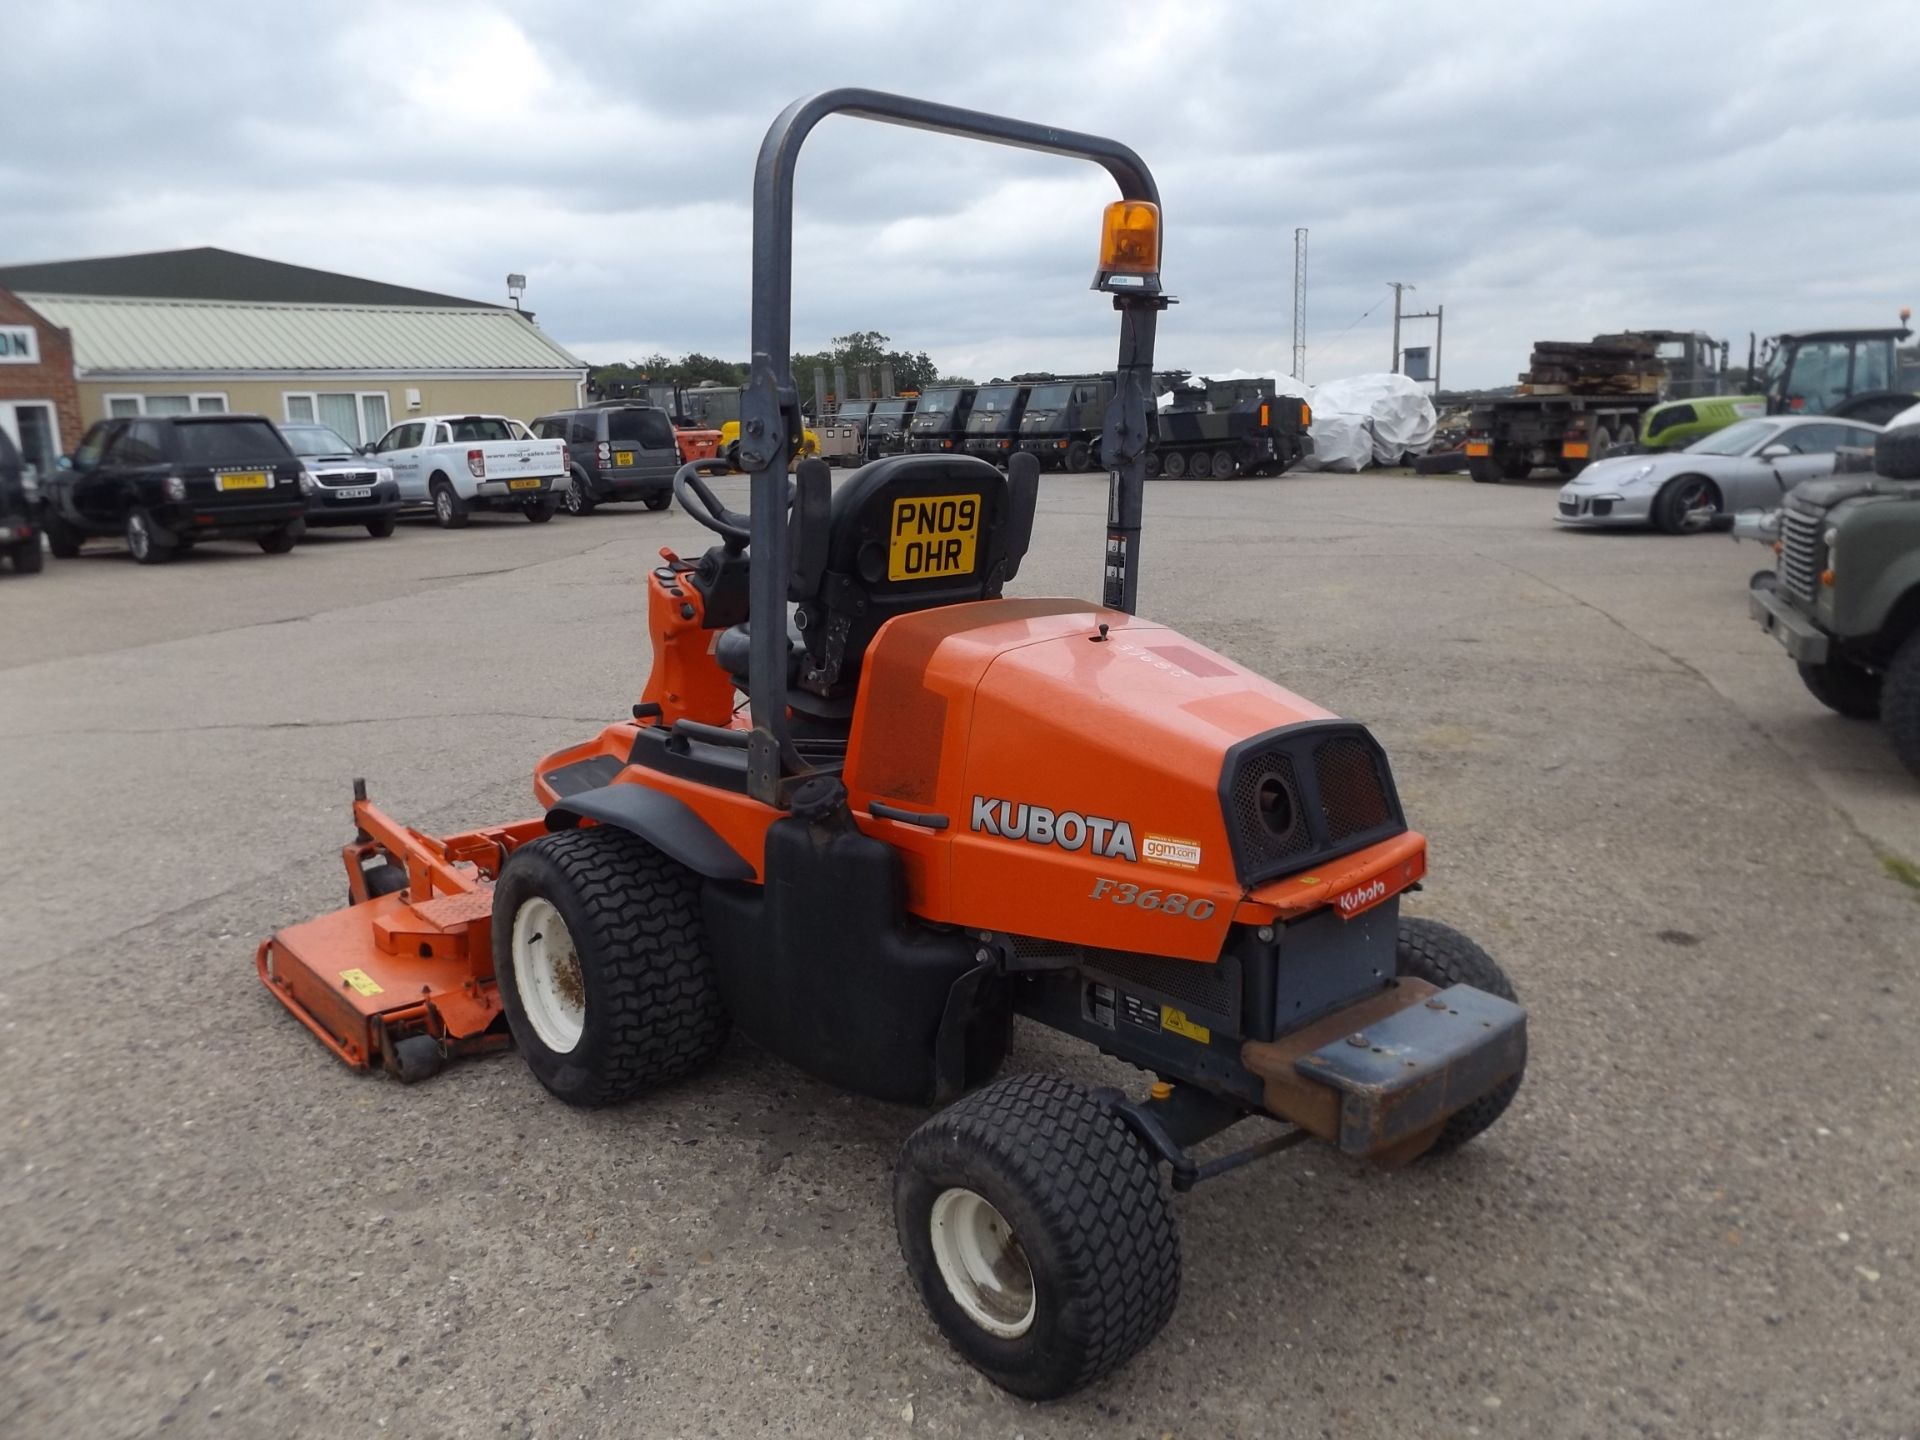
[{"left": 4, "top": 401, "right": 686, "bottom": 570}]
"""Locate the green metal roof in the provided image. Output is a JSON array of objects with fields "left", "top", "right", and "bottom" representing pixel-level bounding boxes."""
[
  {"left": 0, "top": 247, "right": 491, "bottom": 308},
  {"left": 18, "top": 293, "right": 585, "bottom": 377}
]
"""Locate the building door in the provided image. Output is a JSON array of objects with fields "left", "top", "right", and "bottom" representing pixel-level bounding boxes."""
[{"left": 0, "top": 401, "right": 61, "bottom": 482}]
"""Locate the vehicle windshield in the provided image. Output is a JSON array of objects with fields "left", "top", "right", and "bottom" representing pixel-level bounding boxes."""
[
  {"left": 870, "top": 400, "right": 908, "bottom": 420},
  {"left": 680, "top": 389, "right": 741, "bottom": 427},
  {"left": 1685, "top": 418, "right": 1778, "bottom": 455},
  {"left": 605, "top": 408, "right": 676, "bottom": 447},
  {"left": 280, "top": 424, "right": 357, "bottom": 457},
  {"left": 1024, "top": 384, "right": 1073, "bottom": 410},
  {"left": 447, "top": 418, "right": 515, "bottom": 443},
  {"left": 174, "top": 419, "right": 291, "bottom": 464},
  {"left": 966, "top": 386, "right": 1020, "bottom": 432},
  {"left": 911, "top": 388, "right": 960, "bottom": 425}
]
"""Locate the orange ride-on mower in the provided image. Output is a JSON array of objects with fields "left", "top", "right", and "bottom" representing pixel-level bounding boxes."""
[{"left": 257, "top": 90, "right": 1528, "bottom": 1400}]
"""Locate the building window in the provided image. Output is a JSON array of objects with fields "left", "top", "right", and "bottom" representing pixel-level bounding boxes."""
[
  {"left": 283, "top": 391, "right": 391, "bottom": 446},
  {"left": 104, "top": 392, "right": 227, "bottom": 417}
]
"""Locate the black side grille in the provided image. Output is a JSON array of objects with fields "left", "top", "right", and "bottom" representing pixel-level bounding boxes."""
[
  {"left": 1218, "top": 721, "right": 1406, "bottom": 887},
  {"left": 1082, "top": 945, "right": 1237, "bottom": 1015},
  {"left": 1315, "top": 735, "right": 1394, "bottom": 842}
]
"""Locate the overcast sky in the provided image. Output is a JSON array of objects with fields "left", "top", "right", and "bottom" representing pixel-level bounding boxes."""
[{"left": 7, "top": 1, "right": 1917, "bottom": 389}]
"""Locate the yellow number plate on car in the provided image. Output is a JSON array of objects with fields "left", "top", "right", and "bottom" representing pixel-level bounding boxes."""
[
  {"left": 219, "top": 471, "right": 269, "bottom": 491},
  {"left": 614, "top": 450, "right": 635, "bottom": 466},
  {"left": 889, "top": 494, "right": 979, "bottom": 580},
  {"left": 508, "top": 477, "right": 543, "bottom": 491}
]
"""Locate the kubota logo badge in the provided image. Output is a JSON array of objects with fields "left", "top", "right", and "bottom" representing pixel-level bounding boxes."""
[
  {"left": 1336, "top": 877, "right": 1390, "bottom": 918},
  {"left": 970, "top": 795, "right": 1136, "bottom": 861}
]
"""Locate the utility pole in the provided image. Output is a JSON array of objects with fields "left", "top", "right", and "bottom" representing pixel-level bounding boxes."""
[
  {"left": 1291, "top": 228, "right": 1308, "bottom": 382},
  {"left": 1388, "top": 281, "right": 1414, "bottom": 372}
]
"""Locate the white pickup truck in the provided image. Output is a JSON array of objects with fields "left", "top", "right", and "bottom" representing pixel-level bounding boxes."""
[{"left": 369, "top": 414, "right": 566, "bottom": 527}]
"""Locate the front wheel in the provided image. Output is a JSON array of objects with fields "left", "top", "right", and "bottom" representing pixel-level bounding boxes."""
[
  {"left": 366, "top": 516, "right": 397, "bottom": 538},
  {"left": 1652, "top": 475, "right": 1720, "bottom": 534},
  {"left": 1797, "top": 659, "right": 1881, "bottom": 720},
  {"left": 894, "top": 1074, "right": 1181, "bottom": 1400},
  {"left": 1395, "top": 917, "right": 1523, "bottom": 1154},
  {"left": 491, "top": 827, "right": 729, "bottom": 1107},
  {"left": 1881, "top": 630, "right": 1920, "bottom": 778},
  {"left": 1064, "top": 439, "right": 1091, "bottom": 473}
]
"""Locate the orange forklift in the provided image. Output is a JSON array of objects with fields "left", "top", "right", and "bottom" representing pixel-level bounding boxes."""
[{"left": 258, "top": 90, "right": 1527, "bottom": 1399}]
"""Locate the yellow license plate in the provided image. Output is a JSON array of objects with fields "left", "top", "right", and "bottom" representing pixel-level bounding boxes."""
[
  {"left": 1464, "top": 441, "right": 1489, "bottom": 457},
  {"left": 614, "top": 450, "right": 635, "bottom": 466},
  {"left": 888, "top": 493, "right": 979, "bottom": 581},
  {"left": 1562, "top": 442, "right": 1590, "bottom": 459},
  {"left": 508, "top": 477, "right": 543, "bottom": 491},
  {"left": 219, "top": 471, "right": 269, "bottom": 491}
]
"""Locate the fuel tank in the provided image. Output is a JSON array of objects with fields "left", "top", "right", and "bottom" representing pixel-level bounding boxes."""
[{"left": 844, "top": 599, "right": 1407, "bottom": 962}]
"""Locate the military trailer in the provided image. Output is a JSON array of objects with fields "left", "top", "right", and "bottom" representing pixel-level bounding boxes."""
[
  {"left": 907, "top": 385, "right": 976, "bottom": 454},
  {"left": 1016, "top": 374, "right": 1114, "bottom": 471},
  {"left": 1146, "top": 375, "right": 1311, "bottom": 479}
]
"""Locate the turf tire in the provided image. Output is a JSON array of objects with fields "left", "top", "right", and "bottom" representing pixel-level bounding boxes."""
[
  {"left": 1797, "top": 659, "right": 1881, "bottom": 720},
  {"left": 894, "top": 1073, "right": 1181, "bottom": 1400},
  {"left": 1395, "top": 917, "right": 1524, "bottom": 1154},
  {"left": 492, "top": 827, "right": 728, "bottom": 1107},
  {"left": 1882, "top": 630, "right": 1920, "bottom": 778}
]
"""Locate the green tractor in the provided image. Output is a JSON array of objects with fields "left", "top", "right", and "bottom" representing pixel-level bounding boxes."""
[{"left": 1640, "top": 317, "right": 1915, "bottom": 450}]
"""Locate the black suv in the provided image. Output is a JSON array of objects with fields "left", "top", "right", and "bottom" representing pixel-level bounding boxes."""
[
  {"left": 1, "top": 427, "right": 44, "bottom": 574},
  {"left": 44, "top": 414, "right": 307, "bottom": 563},
  {"left": 531, "top": 405, "right": 679, "bottom": 514}
]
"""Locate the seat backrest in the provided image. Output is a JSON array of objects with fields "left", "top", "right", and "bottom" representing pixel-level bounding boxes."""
[{"left": 793, "top": 452, "right": 1036, "bottom": 700}]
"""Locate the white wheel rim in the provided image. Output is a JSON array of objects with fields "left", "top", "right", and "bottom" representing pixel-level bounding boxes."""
[
  {"left": 929, "top": 1187, "right": 1035, "bottom": 1339},
  {"left": 128, "top": 515, "right": 149, "bottom": 557},
  {"left": 436, "top": 490, "right": 453, "bottom": 521},
  {"left": 512, "top": 897, "right": 586, "bottom": 1053}
]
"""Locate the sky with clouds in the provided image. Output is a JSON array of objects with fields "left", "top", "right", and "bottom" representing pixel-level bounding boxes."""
[{"left": 6, "top": 0, "right": 1917, "bottom": 389}]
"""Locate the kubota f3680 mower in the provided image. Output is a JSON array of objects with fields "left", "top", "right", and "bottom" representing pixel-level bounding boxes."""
[{"left": 258, "top": 90, "right": 1528, "bottom": 1399}]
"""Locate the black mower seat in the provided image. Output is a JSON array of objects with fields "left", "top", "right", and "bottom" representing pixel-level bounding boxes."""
[
  {"left": 790, "top": 452, "right": 1037, "bottom": 702},
  {"left": 714, "top": 616, "right": 806, "bottom": 689}
]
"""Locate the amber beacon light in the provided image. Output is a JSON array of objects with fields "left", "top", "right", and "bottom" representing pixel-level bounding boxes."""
[{"left": 1094, "top": 199, "right": 1161, "bottom": 293}]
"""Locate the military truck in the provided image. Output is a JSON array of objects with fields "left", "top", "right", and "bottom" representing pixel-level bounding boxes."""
[
  {"left": 1466, "top": 330, "right": 1726, "bottom": 483},
  {"left": 906, "top": 385, "right": 975, "bottom": 454},
  {"left": 861, "top": 394, "right": 917, "bottom": 461},
  {"left": 1750, "top": 409, "right": 1920, "bottom": 777},
  {"left": 1015, "top": 373, "right": 1113, "bottom": 471},
  {"left": 960, "top": 382, "right": 1030, "bottom": 466},
  {"left": 1146, "top": 374, "right": 1312, "bottom": 479}
]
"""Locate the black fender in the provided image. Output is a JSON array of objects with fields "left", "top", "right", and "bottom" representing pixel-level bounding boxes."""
[{"left": 544, "top": 784, "right": 754, "bottom": 881}]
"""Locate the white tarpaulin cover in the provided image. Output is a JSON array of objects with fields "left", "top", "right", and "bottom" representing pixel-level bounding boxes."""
[
  {"left": 1305, "top": 372, "right": 1438, "bottom": 466},
  {"left": 1297, "top": 411, "right": 1373, "bottom": 472}
]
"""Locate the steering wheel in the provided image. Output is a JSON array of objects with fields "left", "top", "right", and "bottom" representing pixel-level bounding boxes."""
[
  {"left": 673, "top": 457, "right": 753, "bottom": 545},
  {"left": 672, "top": 456, "right": 796, "bottom": 548}
]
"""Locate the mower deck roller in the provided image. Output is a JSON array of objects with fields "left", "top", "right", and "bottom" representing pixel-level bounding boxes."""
[{"left": 258, "top": 90, "right": 1528, "bottom": 1401}]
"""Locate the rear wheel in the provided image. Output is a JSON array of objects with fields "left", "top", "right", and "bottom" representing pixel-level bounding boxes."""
[
  {"left": 431, "top": 478, "right": 469, "bottom": 529},
  {"left": 11, "top": 536, "right": 44, "bottom": 573},
  {"left": 1881, "top": 631, "right": 1920, "bottom": 778},
  {"left": 366, "top": 516, "right": 397, "bottom": 538},
  {"left": 644, "top": 492, "right": 672, "bottom": 511},
  {"left": 1209, "top": 449, "right": 1237, "bottom": 480},
  {"left": 492, "top": 827, "right": 730, "bottom": 1107},
  {"left": 1161, "top": 451, "right": 1188, "bottom": 479},
  {"left": 1395, "top": 917, "right": 1523, "bottom": 1153},
  {"left": 257, "top": 521, "right": 300, "bottom": 553},
  {"left": 1501, "top": 454, "right": 1533, "bottom": 481},
  {"left": 1797, "top": 659, "right": 1881, "bottom": 720},
  {"left": 126, "top": 508, "right": 169, "bottom": 564},
  {"left": 1467, "top": 455, "right": 1503, "bottom": 484},
  {"left": 1652, "top": 474, "right": 1720, "bottom": 534},
  {"left": 1064, "top": 439, "right": 1091, "bottom": 473},
  {"left": 894, "top": 1074, "right": 1180, "bottom": 1399},
  {"left": 563, "top": 470, "right": 597, "bottom": 515},
  {"left": 42, "top": 514, "right": 82, "bottom": 558}
]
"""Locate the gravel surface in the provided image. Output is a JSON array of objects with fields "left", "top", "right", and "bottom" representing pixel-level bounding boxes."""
[{"left": 2, "top": 473, "right": 1915, "bottom": 1439}]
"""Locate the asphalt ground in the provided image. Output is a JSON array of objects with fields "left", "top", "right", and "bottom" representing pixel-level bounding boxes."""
[{"left": 2, "top": 472, "right": 1915, "bottom": 1440}]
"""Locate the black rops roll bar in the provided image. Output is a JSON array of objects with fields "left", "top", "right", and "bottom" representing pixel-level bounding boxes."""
[{"left": 740, "top": 88, "right": 1166, "bottom": 807}]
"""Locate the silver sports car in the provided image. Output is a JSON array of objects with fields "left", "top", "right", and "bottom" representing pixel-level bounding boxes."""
[{"left": 1555, "top": 415, "right": 1883, "bottom": 533}]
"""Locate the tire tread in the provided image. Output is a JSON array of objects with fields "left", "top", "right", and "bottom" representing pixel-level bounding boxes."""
[{"left": 1395, "top": 917, "right": 1522, "bottom": 1154}]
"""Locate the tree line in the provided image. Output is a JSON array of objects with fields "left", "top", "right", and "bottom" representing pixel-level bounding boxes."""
[{"left": 590, "top": 331, "right": 974, "bottom": 401}]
